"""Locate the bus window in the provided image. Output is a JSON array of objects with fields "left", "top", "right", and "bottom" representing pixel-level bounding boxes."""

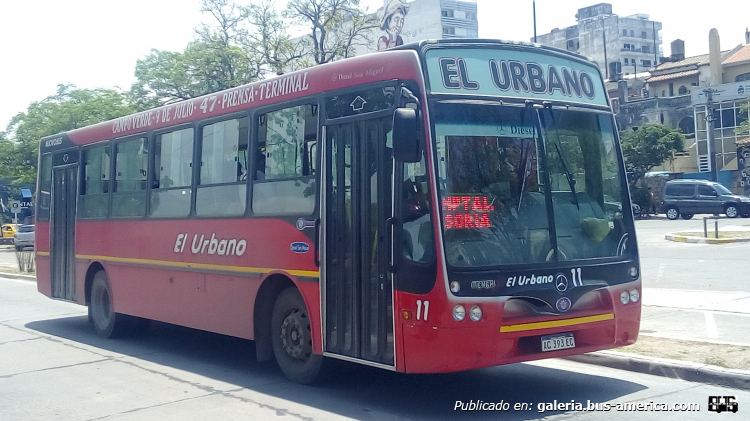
[
  {"left": 401, "top": 157, "right": 434, "bottom": 263},
  {"left": 112, "top": 137, "right": 147, "bottom": 217},
  {"left": 196, "top": 117, "right": 249, "bottom": 217},
  {"left": 37, "top": 154, "right": 53, "bottom": 221},
  {"left": 252, "top": 104, "right": 317, "bottom": 215},
  {"left": 150, "top": 128, "right": 194, "bottom": 218},
  {"left": 79, "top": 144, "right": 111, "bottom": 219}
]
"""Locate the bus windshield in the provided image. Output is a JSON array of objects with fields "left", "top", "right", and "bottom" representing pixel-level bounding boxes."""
[{"left": 434, "top": 102, "right": 631, "bottom": 268}]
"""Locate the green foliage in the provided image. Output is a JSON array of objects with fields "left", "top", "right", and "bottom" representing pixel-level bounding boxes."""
[
  {"left": 285, "top": 0, "right": 379, "bottom": 65},
  {"left": 736, "top": 102, "right": 750, "bottom": 141},
  {"left": 1, "top": 84, "right": 135, "bottom": 187},
  {"left": 131, "top": 0, "right": 305, "bottom": 107},
  {"left": 620, "top": 124, "right": 685, "bottom": 187}
]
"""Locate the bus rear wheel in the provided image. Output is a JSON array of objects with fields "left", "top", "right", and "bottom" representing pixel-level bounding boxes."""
[
  {"left": 271, "top": 287, "right": 323, "bottom": 384},
  {"left": 90, "top": 271, "right": 148, "bottom": 338}
]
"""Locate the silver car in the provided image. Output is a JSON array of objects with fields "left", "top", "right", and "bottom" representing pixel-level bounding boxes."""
[{"left": 14, "top": 225, "right": 34, "bottom": 251}]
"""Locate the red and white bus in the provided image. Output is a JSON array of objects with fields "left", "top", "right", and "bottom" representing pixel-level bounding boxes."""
[{"left": 36, "top": 39, "right": 641, "bottom": 383}]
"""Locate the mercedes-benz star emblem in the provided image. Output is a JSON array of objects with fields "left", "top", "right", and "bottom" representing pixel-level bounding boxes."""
[{"left": 555, "top": 273, "right": 568, "bottom": 293}]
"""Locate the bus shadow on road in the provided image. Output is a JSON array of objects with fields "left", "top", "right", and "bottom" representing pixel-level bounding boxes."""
[{"left": 26, "top": 316, "right": 647, "bottom": 420}]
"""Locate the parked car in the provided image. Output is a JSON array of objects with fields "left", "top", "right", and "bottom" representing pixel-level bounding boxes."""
[
  {"left": 13, "top": 225, "right": 34, "bottom": 251},
  {"left": 1, "top": 224, "right": 21, "bottom": 238},
  {"left": 661, "top": 179, "right": 750, "bottom": 220}
]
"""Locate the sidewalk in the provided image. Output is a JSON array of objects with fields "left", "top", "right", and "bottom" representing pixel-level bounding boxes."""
[
  {"left": 665, "top": 224, "right": 750, "bottom": 244},
  {"left": 571, "top": 287, "right": 750, "bottom": 390}
]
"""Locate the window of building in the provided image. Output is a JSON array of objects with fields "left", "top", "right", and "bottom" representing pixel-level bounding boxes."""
[
  {"left": 641, "top": 59, "right": 651, "bottom": 68},
  {"left": 642, "top": 45, "right": 650, "bottom": 53},
  {"left": 112, "top": 137, "right": 148, "bottom": 217},
  {"left": 150, "top": 127, "right": 194, "bottom": 218},
  {"left": 80, "top": 143, "right": 111, "bottom": 218},
  {"left": 443, "top": 27, "right": 455, "bottom": 35},
  {"left": 622, "top": 29, "right": 627, "bottom": 36},
  {"left": 678, "top": 86, "right": 688, "bottom": 95},
  {"left": 195, "top": 116, "right": 249, "bottom": 217},
  {"left": 641, "top": 31, "right": 648, "bottom": 39},
  {"left": 253, "top": 104, "right": 317, "bottom": 215},
  {"left": 623, "top": 58, "right": 629, "bottom": 65},
  {"left": 441, "top": 9, "right": 454, "bottom": 18},
  {"left": 465, "top": 11, "right": 476, "bottom": 20},
  {"left": 630, "top": 30, "right": 634, "bottom": 37}
]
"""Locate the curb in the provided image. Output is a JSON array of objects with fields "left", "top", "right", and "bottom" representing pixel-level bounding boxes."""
[
  {"left": 665, "top": 233, "right": 750, "bottom": 244},
  {"left": 566, "top": 350, "right": 750, "bottom": 391},
  {"left": 0, "top": 272, "right": 36, "bottom": 282}
]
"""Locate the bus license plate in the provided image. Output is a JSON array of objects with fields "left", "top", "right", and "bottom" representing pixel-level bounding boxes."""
[{"left": 541, "top": 333, "right": 575, "bottom": 352}]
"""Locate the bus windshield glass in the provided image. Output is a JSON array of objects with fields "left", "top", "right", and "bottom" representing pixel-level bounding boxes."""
[{"left": 434, "top": 102, "right": 630, "bottom": 268}]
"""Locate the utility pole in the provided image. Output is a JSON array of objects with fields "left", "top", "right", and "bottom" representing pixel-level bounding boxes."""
[
  {"left": 704, "top": 88, "right": 718, "bottom": 182},
  {"left": 533, "top": 0, "right": 537, "bottom": 43}
]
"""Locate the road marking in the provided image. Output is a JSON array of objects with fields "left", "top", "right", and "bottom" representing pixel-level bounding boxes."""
[
  {"left": 704, "top": 311, "right": 719, "bottom": 339},
  {"left": 656, "top": 263, "right": 665, "bottom": 283}
]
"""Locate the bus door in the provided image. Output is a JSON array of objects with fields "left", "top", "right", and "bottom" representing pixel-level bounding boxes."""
[
  {"left": 323, "top": 114, "right": 395, "bottom": 367},
  {"left": 50, "top": 154, "right": 78, "bottom": 301}
]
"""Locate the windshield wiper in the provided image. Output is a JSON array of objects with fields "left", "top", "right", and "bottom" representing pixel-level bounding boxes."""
[{"left": 543, "top": 105, "right": 579, "bottom": 210}]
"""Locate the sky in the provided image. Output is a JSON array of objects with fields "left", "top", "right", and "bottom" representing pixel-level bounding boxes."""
[{"left": 1, "top": 0, "right": 748, "bottom": 132}]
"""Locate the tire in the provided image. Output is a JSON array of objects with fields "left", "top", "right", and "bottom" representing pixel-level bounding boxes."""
[
  {"left": 15, "top": 246, "right": 21, "bottom": 251},
  {"left": 665, "top": 206, "right": 679, "bottom": 220},
  {"left": 271, "top": 288, "right": 324, "bottom": 384},
  {"left": 680, "top": 213, "right": 694, "bottom": 220},
  {"left": 89, "top": 271, "right": 148, "bottom": 338},
  {"left": 725, "top": 204, "right": 739, "bottom": 218}
]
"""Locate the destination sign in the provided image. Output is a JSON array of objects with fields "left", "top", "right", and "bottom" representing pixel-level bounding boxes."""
[{"left": 425, "top": 48, "right": 607, "bottom": 107}]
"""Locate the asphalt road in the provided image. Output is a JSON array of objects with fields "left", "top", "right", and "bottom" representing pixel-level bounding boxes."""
[
  {"left": 635, "top": 215, "right": 750, "bottom": 292},
  {"left": 2, "top": 275, "right": 749, "bottom": 420}
]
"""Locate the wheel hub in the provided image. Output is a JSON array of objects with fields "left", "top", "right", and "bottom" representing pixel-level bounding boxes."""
[{"left": 280, "top": 309, "right": 309, "bottom": 361}]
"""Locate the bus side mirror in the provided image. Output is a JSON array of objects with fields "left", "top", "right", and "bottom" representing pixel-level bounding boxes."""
[{"left": 392, "top": 108, "right": 421, "bottom": 163}]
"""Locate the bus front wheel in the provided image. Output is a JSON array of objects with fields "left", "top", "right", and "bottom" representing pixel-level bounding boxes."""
[{"left": 271, "top": 287, "right": 323, "bottom": 384}]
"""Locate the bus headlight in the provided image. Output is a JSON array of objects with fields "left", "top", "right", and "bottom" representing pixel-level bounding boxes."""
[
  {"left": 620, "top": 291, "right": 630, "bottom": 305},
  {"left": 453, "top": 305, "right": 466, "bottom": 321},
  {"left": 450, "top": 281, "right": 461, "bottom": 294},
  {"left": 469, "top": 305, "right": 483, "bottom": 322},
  {"left": 630, "top": 289, "right": 640, "bottom": 303}
]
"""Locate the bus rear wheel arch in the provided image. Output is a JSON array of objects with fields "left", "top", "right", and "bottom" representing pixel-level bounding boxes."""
[
  {"left": 271, "top": 287, "right": 324, "bottom": 384},
  {"left": 89, "top": 270, "right": 148, "bottom": 338}
]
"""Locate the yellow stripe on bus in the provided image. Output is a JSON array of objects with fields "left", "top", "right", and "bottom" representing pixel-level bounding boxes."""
[
  {"left": 499, "top": 313, "right": 614, "bottom": 333},
  {"left": 73, "top": 254, "right": 319, "bottom": 278}
]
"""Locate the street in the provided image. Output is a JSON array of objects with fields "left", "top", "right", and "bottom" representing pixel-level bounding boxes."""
[
  {"left": 1, "top": 218, "right": 750, "bottom": 420},
  {"left": 635, "top": 216, "right": 750, "bottom": 345},
  {"left": 1, "top": 276, "right": 749, "bottom": 420}
]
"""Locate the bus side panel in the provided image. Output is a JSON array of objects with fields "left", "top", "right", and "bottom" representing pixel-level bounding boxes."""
[
  {"left": 107, "top": 265, "right": 258, "bottom": 339},
  {"left": 296, "top": 282, "right": 323, "bottom": 355},
  {"left": 35, "top": 221, "right": 52, "bottom": 297}
]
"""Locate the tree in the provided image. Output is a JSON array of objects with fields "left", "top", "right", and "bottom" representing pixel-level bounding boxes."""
[
  {"left": 131, "top": 0, "right": 303, "bottom": 107},
  {"left": 1, "top": 84, "right": 136, "bottom": 187},
  {"left": 736, "top": 102, "right": 750, "bottom": 139},
  {"left": 620, "top": 123, "right": 686, "bottom": 188},
  {"left": 285, "top": 0, "right": 378, "bottom": 65}
]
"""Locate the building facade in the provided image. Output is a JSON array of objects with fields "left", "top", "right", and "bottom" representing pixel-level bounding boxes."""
[
  {"left": 360, "top": 0, "right": 478, "bottom": 55},
  {"left": 535, "top": 3, "right": 663, "bottom": 78}
]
